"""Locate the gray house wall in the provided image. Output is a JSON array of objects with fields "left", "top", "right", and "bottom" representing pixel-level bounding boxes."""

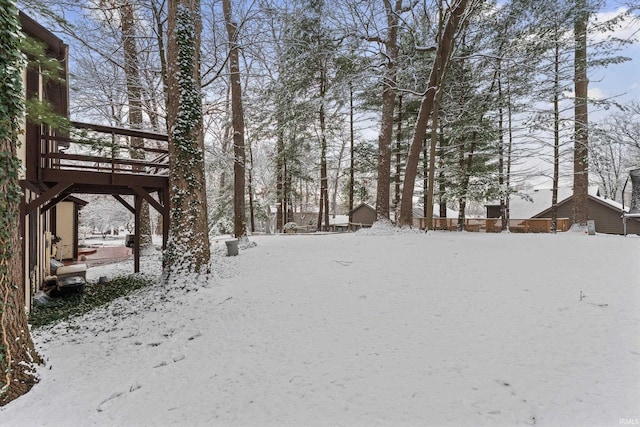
[
  {"left": 534, "top": 195, "right": 640, "bottom": 235},
  {"left": 351, "top": 204, "right": 376, "bottom": 227}
]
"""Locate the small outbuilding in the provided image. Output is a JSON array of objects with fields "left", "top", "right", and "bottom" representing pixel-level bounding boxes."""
[{"left": 350, "top": 203, "right": 376, "bottom": 228}]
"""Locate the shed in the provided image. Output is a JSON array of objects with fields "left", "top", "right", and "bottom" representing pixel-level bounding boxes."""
[{"left": 351, "top": 203, "right": 376, "bottom": 228}]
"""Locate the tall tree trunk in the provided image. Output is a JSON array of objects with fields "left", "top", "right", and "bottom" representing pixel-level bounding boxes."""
[
  {"left": 248, "top": 138, "right": 256, "bottom": 233},
  {"left": 394, "top": 94, "right": 403, "bottom": 217},
  {"left": 426, "top": 104, "right": 440, "bottom": 230},
  {"left": 423, "top": 144, "right": 428, "bottom": 218},
  {"left": 318, "top": 112, "right": 329, "bottom": 231},
  {"left": 438, "top": 124, "right": 447, "bottom": 220},
  {"left": 332, "top": 139, "right": 347, "bottom": 219},
  {"left": 573, "top": 0, "right": 589, "bottom": 227},
  {"left": 223, "top": 0, "right": 247, "bottom": 239},
  {"left": 375, "top": 0, "right": 402, "bottom": 221},
  {"left": 119, "top": 0, "right": 153, "bottom": 248},
  {"left": 497, "top": 65, "right": 506, "bottom": 230},
  {"left": 505, "top": 79, "right": 513, "bottom": 231},
  {"left": 151, "top": 0, "right": 169, "bottom": 109},
  {"left": 552, "top": 33, "right": 561, "bottom": 233},
  {"left": 0, "top": 2, "right": 41, "bottom": 405},
  {"left": 399, "top": 0, "right": 471, "bottom": 227},
  {"left": 220, "top": 85, "right": 232, "bottom": 193},
  {"left": 348, "top": 85, "right": 355, "bottom": 228},
  {"left": 276, "top": 131, "right": 284, "bottom": 233},
  {"left": 165, "top": 0, "right": 210, "bottom": 274},
  {"left": 457, "top": 131, "right": 477, "bottom": 231},
  {"left": 426, "top": 1, "right": 444, "bottom": 231}
]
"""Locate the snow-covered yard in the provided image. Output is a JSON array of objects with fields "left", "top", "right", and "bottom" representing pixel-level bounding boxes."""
[{"left": 1, "top": 229, "right": 639, "bottom": 426}]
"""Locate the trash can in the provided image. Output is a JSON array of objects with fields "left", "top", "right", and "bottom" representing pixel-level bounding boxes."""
[{"left": 225, "top": 239, "right": 239, "bottom": 256}]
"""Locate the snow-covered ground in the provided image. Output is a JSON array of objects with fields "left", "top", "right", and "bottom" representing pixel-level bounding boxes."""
[{"left": 2, "top": 228, "right": 639, "bottom": 426}]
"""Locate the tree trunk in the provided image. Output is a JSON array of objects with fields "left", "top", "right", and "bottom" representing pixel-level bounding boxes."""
[
  {"left": 165, "top": 0, "right": 210, "bottom": 274},
  {"left": 317, "top": 113, "right": 329, "bottom": 231},
  {"left": 348, "top": 86, "right": 355, "bottom": 228},
  {"left": 151, "top": 0, "right": 169, "bottom": 106},
  {"left": 119, "top": 0, "right": 153, "bottom": 248},
  {"left": 223, "top": 0, "right": 247, "bottom": 238},
  {"left": 573, "top": 0, "right": 589, "bottom": 227},
  {"left": 0, "top": 3, "right": 41, "bottom": 404},
  {"left": 399, "top": 0, "right": 471, "bottom": 227},
  {"left": 497, "top": 64, "right": 506, "bottom": 231},
  {"left": 332, "top": 139, "right": 347, "bottom": 219},
  {"left": 394, "top": 94, "right": 403, "bottom": 217},
  {"left": 438, "top": 124, "right": 447, "bottom": 220},
  {"left": 375, "top": 0, "right": 402, "bottom": 221},
  {"left": 276, "top": 131, "right": 284, "bottom": 232},
  {"left": 552, "top": 34, "right": 561, "bottom": 233},
  {"left": 505, "top": 79, "right": 513, "bottom": 231},
  {"left": 457, "top": 131, "right": 478, "bottom": 231},
  {"left": 248, "top": 139, "right": 256, "bottom": 233},
  {"left": 425, "top": 105, "right": 440, "bottom": 230},
  {"left": 426, "top": 2, "right": 444, "bottom": 231}
]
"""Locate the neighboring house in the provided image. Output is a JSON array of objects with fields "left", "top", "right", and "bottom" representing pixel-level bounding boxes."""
[
  {"left": 532, "top": 193, "right": 640, "bottom": 235},
  {"left": 18, "top": 12, "right": 170, "bottom": 310},
  {"left": 488, "top": 188, "right": 638, "bottom": 235}
]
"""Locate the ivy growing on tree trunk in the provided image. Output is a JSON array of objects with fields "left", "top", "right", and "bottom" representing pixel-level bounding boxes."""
[
  {"left": 165, "top": 0, "right": 211, "bottom": 277},
  {"left": 0, "top": 0, "right": 41, "bottom": 405}
]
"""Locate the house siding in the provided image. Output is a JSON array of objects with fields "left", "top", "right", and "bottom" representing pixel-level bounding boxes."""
[
  {"left": 18, "top": 12, "right": 70, "bottom": 311},
  {"left": 351, "top": 204, "right": 376, "bottom": 227},
  {"left": 534, "top": 196, "right": 640, "bottom": 235}
]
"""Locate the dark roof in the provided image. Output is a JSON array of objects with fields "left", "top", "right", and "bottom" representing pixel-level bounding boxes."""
[
  {"left": 351, "top": 203, "right": 375, "bottom": 213},
  {"left": 532, "top": 194, "right": 624, "bottom": 218}
]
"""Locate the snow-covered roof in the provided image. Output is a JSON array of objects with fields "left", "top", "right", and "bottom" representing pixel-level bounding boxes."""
[
  {"left": 411, "top": 204, "right": 459, "bottom": 218},
  {"left": 329, "top": 215, "right": 349, "bottom": 226},
  {"left": 506, "top": 189, "right": 572, "bottom": 219},
  {"left": 506, "top": 186, "right": 605, "bottom": 219}
]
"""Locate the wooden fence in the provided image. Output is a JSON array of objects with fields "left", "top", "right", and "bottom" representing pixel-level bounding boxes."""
[{"left": 416, "top": 218, "right": 571, "bottom": 233}]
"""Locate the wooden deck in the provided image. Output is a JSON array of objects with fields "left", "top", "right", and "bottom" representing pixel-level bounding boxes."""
[
  {"left": 22, "top": 121, "right": 171, "bottom": 273},
  {"left": 38, "top": 121, "right": 169, "bottom": 194}
]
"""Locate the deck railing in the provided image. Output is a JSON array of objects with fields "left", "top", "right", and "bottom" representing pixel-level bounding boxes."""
[{"left": 39, "top": 121, "right": 169, "bottom": 178}]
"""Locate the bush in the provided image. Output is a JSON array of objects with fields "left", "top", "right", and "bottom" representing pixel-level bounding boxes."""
[{"left": 283, "top": 222, "right": 298, "bottom": 233}]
